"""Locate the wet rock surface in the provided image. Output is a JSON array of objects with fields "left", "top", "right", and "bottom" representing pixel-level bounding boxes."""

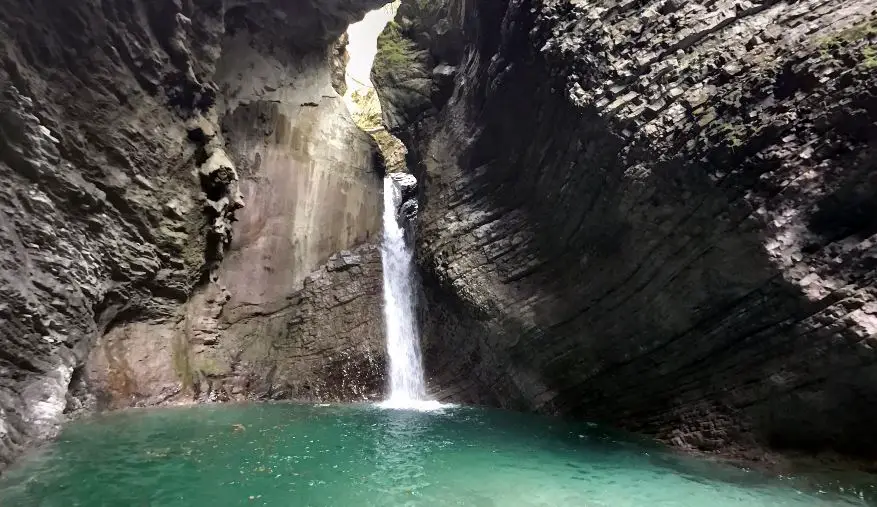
[
  {"left": 389, "top": 172, "right": 419, "bottom": 223},
  {"left": 0, "top": 0, "right": 387, "bottom": 468},
  {"left": 87, "top": 243, "right": 386, "bottom": 408},
  {"left": 374, "top": 0, "right": 877, "bottom": 463}
]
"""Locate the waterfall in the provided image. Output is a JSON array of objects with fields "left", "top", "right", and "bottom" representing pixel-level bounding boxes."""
[{"left": 380, "top": 175, "right": 430, "bottom": 408}]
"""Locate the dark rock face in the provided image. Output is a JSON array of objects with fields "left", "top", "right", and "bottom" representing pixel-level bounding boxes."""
[
  {"left": 388, "top": 172, "right": 419, "bottom": 243},
  {"left": 390, "top": 172, "right": 419, "bottom": 222},
  {"left": 371, "top": 1, "right": 465, "bottom": 137},
  {"left": 375, "top": 0, "right": 877, "bottom": 462},
  {"left": 0, "top": 0, "right": 229, "bottom": 467},
  {"left": 0, "top": 0, "right": 388, "bottom": 468},
  {"left": 332, "top": 32, "right": 351, "bottom": 96}
]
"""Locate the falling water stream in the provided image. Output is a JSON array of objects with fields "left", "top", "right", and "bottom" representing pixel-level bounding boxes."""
[{"left": 379, "top": 176, "right": 438, "bottom": 410}]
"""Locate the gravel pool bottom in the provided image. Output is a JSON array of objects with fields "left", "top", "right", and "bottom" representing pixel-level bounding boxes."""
[{"left": 1, "top": 403, "right": 874, "bottom": 506}]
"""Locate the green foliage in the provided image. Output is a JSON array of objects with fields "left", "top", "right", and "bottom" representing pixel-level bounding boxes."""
[
  {"left": 818, "top": 18, "right": 877, "bottom": 47},
  {"left": 372, "top": 20, "right": 433, "bottom": 86},
  {"left": 817, "top": 17, "right": 877, "bottom": 66},
  {"left": 406, "top": 0, "right": 447, "bottom": 22},
  {"left": 372, "top": 22, "right": 419, "bottom": 78},
  {"left": 347, "top": 88, "right": 407, "bottom": 172},
  {"left": 862, "top": 45, "right": 877, "bottom": 68},
  {"left": 837, "top": 19, "right": 877, "bottom": 42},
  {"left": 349, "top": 88, "right": 383, "bottom": 131}
]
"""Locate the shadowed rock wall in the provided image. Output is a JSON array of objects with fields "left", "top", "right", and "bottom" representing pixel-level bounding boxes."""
[{"left": 375, "top": 0, "right": 877, "bottom": 463}]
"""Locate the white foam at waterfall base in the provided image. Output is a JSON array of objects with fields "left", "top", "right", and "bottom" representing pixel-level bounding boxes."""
[
  {"left": 376, "top": 398, "right": 452, "bottom": 411},
  {"left": 378, "top": 176, "right": 454, "bottom": 413}
]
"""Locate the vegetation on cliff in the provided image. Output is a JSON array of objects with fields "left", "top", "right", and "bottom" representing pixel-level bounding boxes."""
[{"left": 349, "top": 85, "right": 407, "bottom": 173}]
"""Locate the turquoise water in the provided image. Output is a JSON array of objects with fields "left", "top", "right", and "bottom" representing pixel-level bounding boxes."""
[{"left": 1, "top": 403, "right": 874, "bottom": 506}]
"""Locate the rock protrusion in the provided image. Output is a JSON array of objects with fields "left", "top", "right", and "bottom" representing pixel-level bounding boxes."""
[
  {"left": 389, "top": 172, "right": 419, "bottom": 238},
  {"left": 188, "top": 116, "right": 244, "bottom": 271},
  {"left": 371, "top": 0, "right": 464, "bottom": 141},
  {"left": 331, "top": 32, "right": 351, "bottom": 96}
]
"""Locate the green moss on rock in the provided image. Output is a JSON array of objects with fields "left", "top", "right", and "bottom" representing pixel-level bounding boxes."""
[
  {"left": 194, "top": 357, "right": 228, "bottom": 377},
  {"left": 371, "top": 8, "right": 436, "bottom": 133},
  {"left": 372, "top": 22, "right": 423, "bottom": 81},
  {"left": 837, "top": 18, "right": 877, "bottom": 42},
  {"left": 862, "top": 45, "right": 877, "bottom": 68}
]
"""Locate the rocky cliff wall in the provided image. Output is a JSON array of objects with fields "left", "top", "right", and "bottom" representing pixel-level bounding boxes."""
[
  {"left": 0, "top": 0, "right": 388, "bottom": 469},
  {"left": 87, "top": 22, "right": 387, "bottom": 409},
  {"left": 375, "top": 0, "right": 877, "bottom": 463}
]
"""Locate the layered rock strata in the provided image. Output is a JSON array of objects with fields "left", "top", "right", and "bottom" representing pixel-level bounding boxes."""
[{"left": 375, "top": 0, "right": 877, "bottom": 462}]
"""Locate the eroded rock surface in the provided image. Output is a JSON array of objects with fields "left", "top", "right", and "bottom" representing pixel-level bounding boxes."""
[
  {"left": 87, "top": 243, "right": 385, "bottom": 408},
  {"left": 0, "top": 0, "right": 387, "bottom": 468},
  {"left": 375, "top": 0, "right": 877, "bottom": 462},
  {"left": 88, "top": 14, "right": 388, "bottom": 408},
  {"left": 390, "top": 172, "right": 419, "bottom": 224}
]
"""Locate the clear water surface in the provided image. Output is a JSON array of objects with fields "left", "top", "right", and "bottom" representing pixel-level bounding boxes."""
[{"left": 1, "top": 403, "right": 874, "bottom": 506}]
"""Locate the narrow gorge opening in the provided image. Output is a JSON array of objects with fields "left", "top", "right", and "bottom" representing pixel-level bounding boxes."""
[{"left": 343, "top": 3, "right": 408, "bottom": 174}]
